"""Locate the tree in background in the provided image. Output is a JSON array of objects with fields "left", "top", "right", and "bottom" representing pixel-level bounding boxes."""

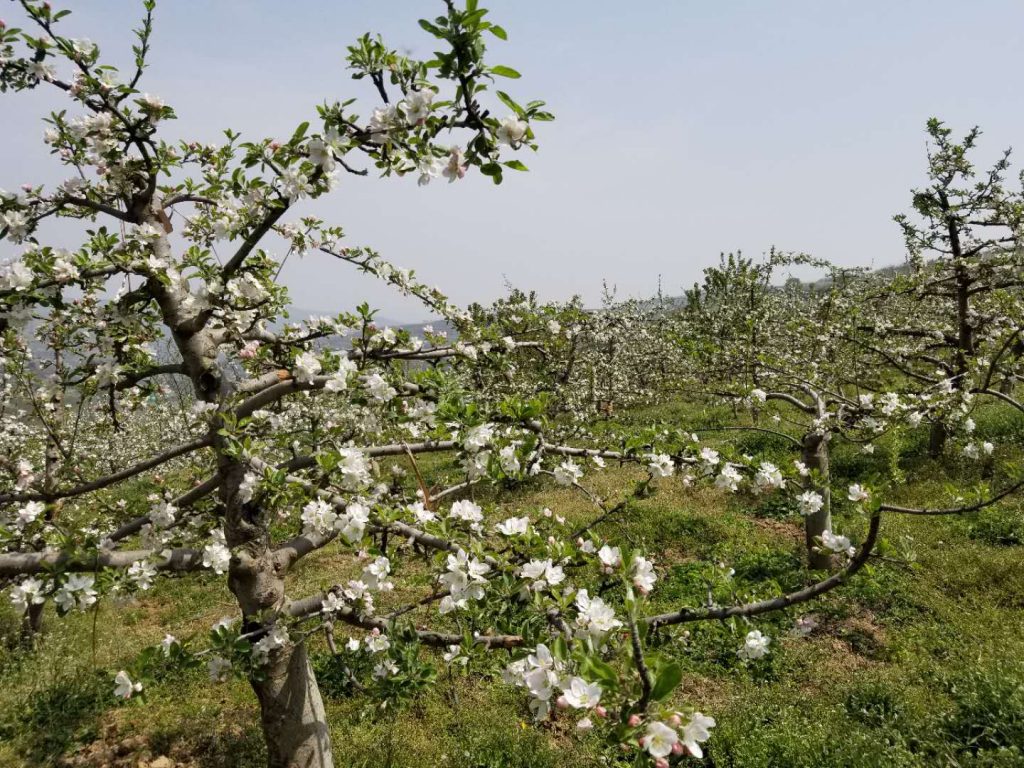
[{"left": 856, "top": 119, "right": 1024, "bottom": 456}]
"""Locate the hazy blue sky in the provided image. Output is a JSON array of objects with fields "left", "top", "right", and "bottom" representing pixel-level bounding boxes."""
[{"left": 3, "top": 1, "right": 1023, "bottom": 321}]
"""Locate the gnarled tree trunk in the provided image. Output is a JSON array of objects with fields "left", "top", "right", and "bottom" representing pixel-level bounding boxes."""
[
  {"left": 252, "top": 638, "right": 334, "bottom": 768},
  {"left": 224, "top": 481, "right": 336, "bottom": 768},
  {"left": 149, "top": 209, "right": 336, "bottom": 768}
]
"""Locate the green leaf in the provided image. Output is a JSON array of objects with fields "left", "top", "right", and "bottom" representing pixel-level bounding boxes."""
[
  {"left": 489, "top": 25, "right": 508, "bottom": 40},
  {"left": 650, "top": 662, "right": 682, "bottom": 701},
  {"left": 464, "top": 9, "right": 488, "bottom": 27},
  {"left": 290, "top": 121, "right": 309, "bottom": 144},
  {"left": 496, "top": 90, "right": 526, "bottom": 118},
  {"left": 503, "top": 159, "right": 529, "bottom": 172},
  {"left": 418, "top": 19, "right": 443, "bottom": 37},
  {"left": 490, "top": 65, "right": 521, "bottom": 79},
  {"left": 552, "top": 635, "right": 569, "bottom": 661},
  {"left": 581, "top": 656, "right": 618, "bottom": 688}
]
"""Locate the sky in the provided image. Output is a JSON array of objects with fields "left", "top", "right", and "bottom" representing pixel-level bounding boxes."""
[{"left": 3, "top": 0, "right": 1023, "bottom": 322}]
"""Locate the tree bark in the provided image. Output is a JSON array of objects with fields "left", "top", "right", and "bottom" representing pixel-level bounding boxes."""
[
  {"left": 801, "top": 432, "right": 833, "bottom": 570},
  {"left": 20, "top": 602, "right": 44, "bottom": 646},
  {"left": 252, "top": 639, "right": 334, "bottom": 768},
  {"left": 928, "top": 420, "right": 947, "bottom": 458},
  {"left": 224, "top": 499, "right": 336, "bottom": 768}
]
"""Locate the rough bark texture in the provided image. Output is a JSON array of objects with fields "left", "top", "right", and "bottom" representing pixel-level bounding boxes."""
[
  {"left": 219, "top": 450, "right": 335, "bottom": 768},
  {"left": 252, "top": 640, "right": 334, "bottom": 768},
  {"left": 801, "top": 432, "right": 833, "bottom": 570}
]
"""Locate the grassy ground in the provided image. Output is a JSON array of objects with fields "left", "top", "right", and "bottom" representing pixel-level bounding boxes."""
[{"left": 2, "top": 403, "right": 1023, "bottom": 767}]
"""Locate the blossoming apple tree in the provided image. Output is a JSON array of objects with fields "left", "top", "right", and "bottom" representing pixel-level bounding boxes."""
[
  {"left": 679, "top": 237, "right": 1023, "bottom": 570},
  {"left": 1, "top": 4, "right": 1017, "bottom": 768},
  {"left": 850, "top": 119, "right": 1024, "bottom": 457},
  {"left": 465, "top": 288, "right": 681, "bottom": 425},
  {"left": 678, "top": 251, "right": 898, "bottom": 568}
]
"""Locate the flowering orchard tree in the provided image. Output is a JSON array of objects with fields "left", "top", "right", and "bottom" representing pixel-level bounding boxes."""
[
  {"left": 850, "top": 120, "right": 1024, "bottom": 457},
  {"left": 679, "top": 252, "right": 894, "bottom": 568},
  {"left": 1, "top": 4, "right": 1019, "bottom": 767},
  {"left": 679, "top": 239, "right": 1024, "bottom": 570},
  {"left": 466, "top": 287, "right": 681, "bottom": 425}
]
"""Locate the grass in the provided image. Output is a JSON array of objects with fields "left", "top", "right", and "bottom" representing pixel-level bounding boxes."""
[{"left": 2, "top": 405, "right": 1024, "bottom": 766}]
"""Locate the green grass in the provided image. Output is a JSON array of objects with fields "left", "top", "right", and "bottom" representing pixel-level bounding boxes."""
[{"left": 2, "top": 409, "right": 1024, "bottom": 766}]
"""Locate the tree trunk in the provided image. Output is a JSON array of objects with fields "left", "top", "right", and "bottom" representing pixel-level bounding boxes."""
[
  {"left": 227, "top": 546, "right": 335, "bottom": 767},
  {"left": 252, "top": 639, "right": 334, "bottom": 768},
  {"left": 801, "top": 432, "right": 833, "bottom": 570},
  {"left": 928, "top": 420, "right": 947, "bottom": 458},
  {"left": 147, "top": 211, "right": 336, "bottom": 768},
  {"left": 226, "top": 542, "right": 336, "bottom": 768},
  {"left": 20, "top": 602, "right": 44, "bottom": 647}
]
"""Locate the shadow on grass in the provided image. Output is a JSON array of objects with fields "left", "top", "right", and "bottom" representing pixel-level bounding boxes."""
[{"left": 0, "top": 668, "right": 111, "bottom": 766}]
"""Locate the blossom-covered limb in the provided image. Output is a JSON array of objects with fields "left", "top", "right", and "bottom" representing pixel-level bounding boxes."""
[
  {"left": 645, "top": 512, "right": 881, "bottom": 629},
  {"left": 0, "top": 435, "right": 212, "bottom": 504}
]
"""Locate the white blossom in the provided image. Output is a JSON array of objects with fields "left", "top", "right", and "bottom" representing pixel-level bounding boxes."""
[
  {"left": 293, "top": 351, "right": 322, "bottom": 383},
  {"left": 797, "top": 490, "right": 824, "bottom": 516},
  {"left": 496, "top": 114, "right": 528, "bottom": 146},
  {"left": 113, "top": 670, "right": 142, "bottom": 699},
  {"left": 647, "top": 453, "right": 675, "bottom": 477},
  {"left": 633, "top": 556, "right": 657, "bottom": 593},
  {"left": 598, "top": 545, "right": 621, "bottom": 572},
  {"left": 682, "top": 712, "right": 716, "bottom": 759},
  {"left": 9, "top": 577, "right": 45, "bottom": 613},
  {"left": 847, "top": 484, "right": 870, "bottom": 503},
  {"left": 737, "top": 629, "right": 770, "bottom": 660},
  {"left": 553, "top": 459, "right": 583, "bottom": 486},
  {"left": 496, "top": 515, "right": 530, "bottom": 536},
  {"left": 561, "top": 676, "right": 602, "bottom": 709},
  {"left": 644, "top": 721, "right": 679, "bottom": 759},
  {"left": 520, "top": 558, "right": 565, "bottom": 591}
]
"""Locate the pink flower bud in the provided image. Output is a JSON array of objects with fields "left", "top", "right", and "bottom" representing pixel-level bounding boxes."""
[
  {"left": 672, "top": 742, "right": 685, "bottom": 755},
  {"left": 556, "top": 695, "right": 569, "bottom": 710},
  {"left": 636, "top": 737, "right": 645, "bottom": 748},
  {"left": 594, "top": 706, "right": 607, "bottom": 719},
  {"left": 668, "top": 714, "right": 682, "bottom": 727},
  {"left": 655, "top": 759, "right": 670, "bottom": 768},
  {"left": 628, "top": 714, "right": 642, "bottom": 728}
]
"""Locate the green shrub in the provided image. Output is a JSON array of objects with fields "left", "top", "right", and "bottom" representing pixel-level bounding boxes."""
[{"left": 969, "top": 507, "right": 1024, "bottom": 547}]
